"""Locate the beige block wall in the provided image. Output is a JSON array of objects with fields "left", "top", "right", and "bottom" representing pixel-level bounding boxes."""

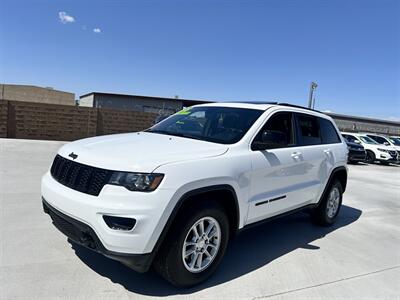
[
  {"left": 0, "top": 84, "right": 75, "bottom": 106},
  {"left": 0, "top": 100, "right": 157, "bottom": 141}
]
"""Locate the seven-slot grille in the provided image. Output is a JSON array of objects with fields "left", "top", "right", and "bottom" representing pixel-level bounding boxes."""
[{"left": 50, "top": 155, "right": 113, "bottom": 196}]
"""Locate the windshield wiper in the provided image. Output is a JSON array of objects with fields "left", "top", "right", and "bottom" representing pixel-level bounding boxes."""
[
  {"left": 146, "top": 130, "right": 202, "bottom": 141},
  {"left": 146, "top": 129, "right": 171, "bottom": 135}
]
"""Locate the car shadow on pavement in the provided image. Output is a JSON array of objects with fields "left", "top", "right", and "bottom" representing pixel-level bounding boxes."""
[{"left": 70, "top": 204, "right": 362, "bottom": 296}]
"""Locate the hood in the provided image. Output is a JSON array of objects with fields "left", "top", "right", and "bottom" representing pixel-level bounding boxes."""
[
  {"left": 58, "top": 132, "right": 228, "bottom": 172},
  {"left": 366, "top": 143, "right": 398, "bottom": 151},
  {"left": 346, "top": 141, "right": 364, "bottom": 150}
]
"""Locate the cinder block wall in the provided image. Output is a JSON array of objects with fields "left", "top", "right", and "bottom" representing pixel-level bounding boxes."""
[
  {"left": 0, "top": 100, "right": 157, "bottom": 141},
  {"left": 0, "top": 101, "right": 8, "bottom": 137},
  {"left": 98, "top": 108, "right": 158, "bottom": 135}
]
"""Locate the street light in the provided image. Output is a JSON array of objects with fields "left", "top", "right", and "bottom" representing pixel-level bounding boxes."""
[{"left": 308, "top": 82, "right": 318, "bottom": 109}]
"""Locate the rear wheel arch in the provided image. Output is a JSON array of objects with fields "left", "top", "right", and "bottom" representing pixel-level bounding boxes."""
[
  {"left": 332, "top": 167, "right": 347, "bottom": 192},
  {"left": 320, "top": 166, "right": 347, "bottom": 203}
]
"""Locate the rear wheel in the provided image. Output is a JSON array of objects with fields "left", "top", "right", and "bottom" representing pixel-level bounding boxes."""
[
  {"left": 311, "top": 180, "right": 343, "bottom": 226},
  {"left": 365, "top": 150, "right": 375, "bottom": 164},
  {"left": 153, "top": 201, "right": 229, "bottom": 287}
]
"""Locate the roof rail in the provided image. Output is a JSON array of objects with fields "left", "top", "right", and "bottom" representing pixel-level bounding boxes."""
[
  {"left": 226, "top": 101, "right": 323, "bottom": 113},
  {"left": 238, "top": 101, "right": 278, "bottom": 105},
  {"left": 277, "top": 103, "right": 322, "bottom": 113}
]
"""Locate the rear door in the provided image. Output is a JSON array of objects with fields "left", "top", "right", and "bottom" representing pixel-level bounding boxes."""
[
  {"left": 317, "top": 117, "right": 345, "bottom": 194},
  {"left": 293, "top": 113, "right": 328, "bottom": 203}
]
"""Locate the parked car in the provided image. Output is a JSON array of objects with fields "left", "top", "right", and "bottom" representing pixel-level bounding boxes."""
[
  {"left": 345, "top": 140, "right": 366, "bottom": 163},
  {"left": 365, "top": 134, "right": 400, "bottom": 163},
  {"left": 42, "top": 102, "right": 348, "bottom": 287},
  {"left": 389, "top": 136, "right": 400, "bottom": 160},
  {"left": 341, "top": 132, "right": 397, "bottom": 165},
  {"left": 389, "top": 136, "right": 400, "bottom": 146}
]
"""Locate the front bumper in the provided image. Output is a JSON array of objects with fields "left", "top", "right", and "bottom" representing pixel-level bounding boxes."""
[
  {"left": 41, "top": 171, "right": 175, "bottom": 255},
  {"left": 43, "top": 198, "right": 152, "bottom": 272},
  {"left": 348, "top": 149, "right": 366, "bottom": 162},
  {"left": 377, "top": 152, "right": 399, "bottom": 162}
]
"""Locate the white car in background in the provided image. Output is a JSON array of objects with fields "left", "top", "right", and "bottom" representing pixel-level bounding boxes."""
[
  {"left": 341, "top": 132, "right": 398, "bottom": 165},
  {"left": 365, "top": 134, "right": 400, "bottom": 161},
  {"left": 389, "top": 136, "right": 400, "bottom": 154}
]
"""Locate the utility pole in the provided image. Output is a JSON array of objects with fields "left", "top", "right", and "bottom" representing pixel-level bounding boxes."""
[{"left": 308, "top": 82, "right": 318, "bottom": 108}]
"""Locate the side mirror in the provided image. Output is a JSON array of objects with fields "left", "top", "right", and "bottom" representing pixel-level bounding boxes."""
[
  {"left": 354, "top": 140, "right": 361, "bottom": 144},
  {"left": 384, "top": 142, "right": 390, "bottom": 146},
  {"left": 253, "top": 130, "right": 288, "bottom": 151}
]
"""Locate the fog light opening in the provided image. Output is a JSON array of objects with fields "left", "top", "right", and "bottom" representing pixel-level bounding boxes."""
[{"left": 103, "top": 215, "right": 136, "bottom": 231}]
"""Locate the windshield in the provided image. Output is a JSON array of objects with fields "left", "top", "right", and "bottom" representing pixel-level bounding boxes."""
[
  {"left": 147, "top": 106, "right": 263, "bottom": 144},
  {"left": 359, "top": 135, "right": 379, "bottom": 144},
  {"left": 389, "top": 137, "right": 400, "bottom": 146}
]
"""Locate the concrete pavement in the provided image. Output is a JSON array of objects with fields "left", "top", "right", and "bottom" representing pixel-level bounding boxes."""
[{"left": 1, "top": 138, "right": 399, "bottom": 299}]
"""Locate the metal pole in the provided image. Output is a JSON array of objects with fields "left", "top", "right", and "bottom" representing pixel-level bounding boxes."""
[{"left": 308, "top": 82, "right": 318, "bottom": 108}]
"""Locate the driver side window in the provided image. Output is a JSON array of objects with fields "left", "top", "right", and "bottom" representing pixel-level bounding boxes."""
[{"left": 252, "top": 112, "right": 295, "bottom": 150}]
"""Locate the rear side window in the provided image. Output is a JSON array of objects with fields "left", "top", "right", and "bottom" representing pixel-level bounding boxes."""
[
  {"left": 319, "top": 118, "right": 341, "bottom": 144},
  {"left": 342, "top": 134, "right": 358, "bottom": 143},
  {"left": 296, "top": 113, "right": 321, "bottom": 145}
]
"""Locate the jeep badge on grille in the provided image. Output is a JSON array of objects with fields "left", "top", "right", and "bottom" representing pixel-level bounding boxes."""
[{"left": 68, "top": 152, "right": 78, "bottom": 160}]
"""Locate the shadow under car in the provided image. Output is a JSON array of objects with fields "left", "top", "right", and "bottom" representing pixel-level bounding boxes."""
[{"left": 69, "top": 204, "right": 362, "bottom": 296}]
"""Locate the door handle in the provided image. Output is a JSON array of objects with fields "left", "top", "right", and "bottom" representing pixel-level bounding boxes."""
[
  {"left": 324, "top": 149, "right": 332, "bottom": 155},
  {"left": 291, "top": 152, "right": 303, "bottom": 158}
]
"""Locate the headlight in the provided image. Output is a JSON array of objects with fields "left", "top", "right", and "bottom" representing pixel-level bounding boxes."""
[
  {"left": 377, "top": 148, "right": 389, "bottom": 153},
  {"left": 109, "top": 172, "right": 164, "bottom": 192}
]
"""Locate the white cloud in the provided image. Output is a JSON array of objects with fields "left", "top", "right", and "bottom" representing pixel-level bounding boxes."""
[
  {"left": 58, "top": 12, "right": 75, "bottom": 24},
  {"left": 93, "top": 28, "right": 102, "bottom": 33}
]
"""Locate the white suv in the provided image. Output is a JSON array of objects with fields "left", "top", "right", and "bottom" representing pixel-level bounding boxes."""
[
  {"left": 341, "top": 132, "right": 398, "bottom": 164},
  {"left": 42, "top": 102, "right": 348, "bottom": 287}
]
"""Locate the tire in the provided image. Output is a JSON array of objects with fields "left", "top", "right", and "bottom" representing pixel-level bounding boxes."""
[
  {"left": 365, "top": 150, "right": 375, "bottom": 164},
  {"left": 311, "top": 180, "right": 343, "bottom": 226},
  {"left": 153, "top": 200, "right": 230, "bottom": 287}
]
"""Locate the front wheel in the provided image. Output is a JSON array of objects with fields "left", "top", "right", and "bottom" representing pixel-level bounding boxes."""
[
  {"left": 153, "top": 201, "right": 229, "bottom": 287},
  {"left": 311, "top": 180, "right": 343, "bottom": 226},
  {"left": 365, "top": 150, "right": 376, "bottom": 164}
]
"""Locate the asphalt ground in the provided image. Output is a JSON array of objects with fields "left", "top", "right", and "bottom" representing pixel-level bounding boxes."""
[{"left": 1, "top": 138, "right": 399, "bottom": 299}]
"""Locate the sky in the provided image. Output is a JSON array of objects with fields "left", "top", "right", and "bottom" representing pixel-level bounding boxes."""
[{"left": 0, "top": 0, "right": 399, "bottom": 120}]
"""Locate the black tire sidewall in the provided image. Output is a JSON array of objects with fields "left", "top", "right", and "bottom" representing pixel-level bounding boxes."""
[
  {"left": 322, "top": 180, "right": 343, "bottom": 225},
  {"left": 313, "top": 180, "right": 343, "bottom": 226},
  {"left": 160, "top": 203, "right": 229, "bottom": 287},
  {"left": 366, "top": 150, "right": 375, "bottom": 163}
]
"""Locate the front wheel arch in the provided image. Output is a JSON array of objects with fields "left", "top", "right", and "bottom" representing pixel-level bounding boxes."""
[{"left": 149, "top": 185, "right": 240, "bottom": 269}]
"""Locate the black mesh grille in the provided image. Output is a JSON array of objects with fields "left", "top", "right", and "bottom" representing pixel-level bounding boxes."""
[{"left": 50, "top": 155, "right": 112, "bottom": 196}]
